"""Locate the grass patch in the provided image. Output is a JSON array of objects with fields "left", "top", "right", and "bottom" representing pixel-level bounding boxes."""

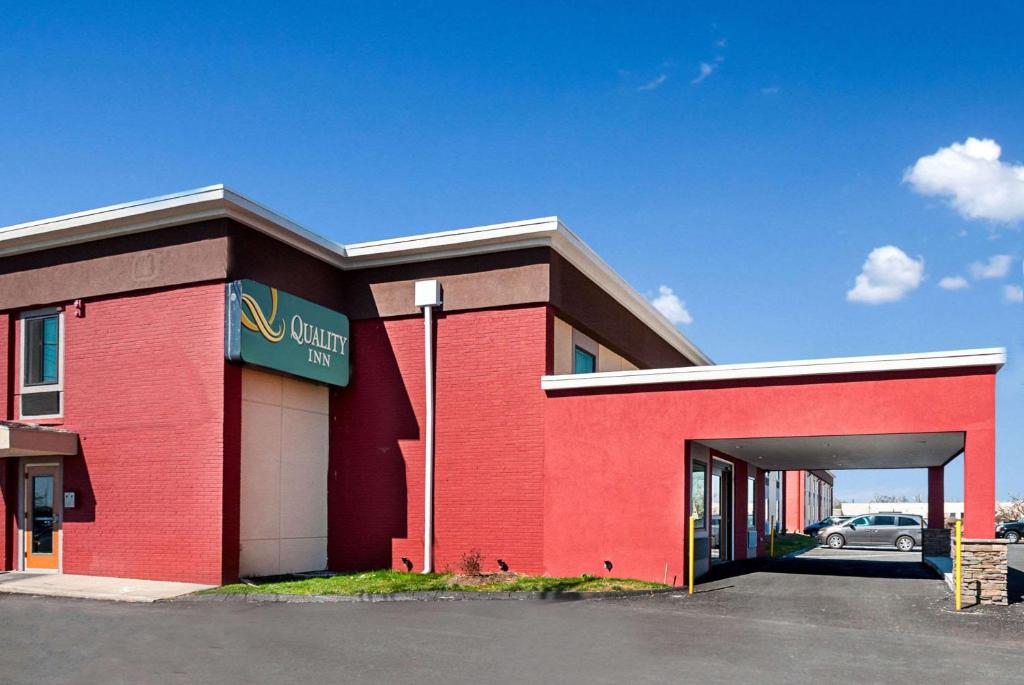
[
  {"left": 768, "top": 533, "right": 819, "bottom": 557},
  {"left": 208, "top": 570, "right": 668, "bottom": 596}
]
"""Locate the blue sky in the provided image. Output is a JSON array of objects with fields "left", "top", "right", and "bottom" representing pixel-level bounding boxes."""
[{"left": 1, "top": 3, "right": 1021, "bottom": 501}]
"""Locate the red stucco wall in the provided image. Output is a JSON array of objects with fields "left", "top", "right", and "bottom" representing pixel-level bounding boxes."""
[
  {"left": 7, "top": 285, "right": 230, "bottom": 583},
  {"left": 330, "top": 305, "right": 549, "bottom": 575},
  {"left": 544, "top": 369, "right": 997, "bottom": 584}
]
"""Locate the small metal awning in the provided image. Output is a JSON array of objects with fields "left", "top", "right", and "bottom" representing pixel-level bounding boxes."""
[{"left": 0, "top": 421, "right": 78, "bottom": 458}]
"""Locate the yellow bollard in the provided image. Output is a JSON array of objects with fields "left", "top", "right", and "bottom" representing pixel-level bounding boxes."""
[
  {"left": 954, "top": 519, "right": 962, "bottom": 612},
  {"left": 688, "top": 515, "right": 695, "bottom": 595},
  {"left": 770, "top": 516, "right": 776, "bottom": 559}
]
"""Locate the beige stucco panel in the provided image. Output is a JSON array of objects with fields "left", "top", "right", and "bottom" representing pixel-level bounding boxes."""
[
  {"left": 239, "top": 368, "right": 329, "bottom": 577},
  {"left": 553, "top": 317, "right": 573, "bottom": 375},
  {"left": 239, "top": 397, "right": 282, "bottom": 542},
  {"left": 279, "top": 537, "right": 328, "bottom": 575},
  {"left": 281, "top": 376, "right": 329, "bottom": 414},
  {"left": 239, "top": 538, "right": 280, "bottom": 578},
  {"left": 279, "top": 407, "right": 329, "bottom": 539}
]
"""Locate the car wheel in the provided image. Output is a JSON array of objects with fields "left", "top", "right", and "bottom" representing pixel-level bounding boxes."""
[
  {"left": 826, "top": 533, "right": 845, "bottom": 549},
  {"left": 895, "top": 535, "right": 915, "bottom": 552},
  {"left": 1007, "top": 531, "right": 1021, "bottom": 544}
]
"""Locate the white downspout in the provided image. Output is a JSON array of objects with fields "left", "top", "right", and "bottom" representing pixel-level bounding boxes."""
[{"left": 414, "top": 280, "right": 442, "bottom": 574}]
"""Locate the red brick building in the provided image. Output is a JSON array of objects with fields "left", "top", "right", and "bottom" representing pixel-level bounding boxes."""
[
  {"left": 783, "top": 470, "right": 834, "bottom": 533},
  {"left": 0, "top": 187, "right": 1004, "bottom": 585}
]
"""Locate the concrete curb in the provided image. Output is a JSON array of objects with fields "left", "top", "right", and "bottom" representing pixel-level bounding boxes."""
[
  {"left": 776, "top": 544, "right": 820, "bottom": 560},
  {"left": 922, "top": 555, "right": 955, "bottom": 591},
  {"left": 168, "top": 586, "right": 680, "bottom": 604}
]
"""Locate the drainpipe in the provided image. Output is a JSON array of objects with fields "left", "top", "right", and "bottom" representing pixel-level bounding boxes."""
[{"left": 414, "top": 280, "right": 442, "bottom": 573}]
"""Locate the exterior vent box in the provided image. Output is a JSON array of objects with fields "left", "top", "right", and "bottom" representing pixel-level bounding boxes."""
[{"left": 414, "top": 279, "right": 442, "bottom": 308}]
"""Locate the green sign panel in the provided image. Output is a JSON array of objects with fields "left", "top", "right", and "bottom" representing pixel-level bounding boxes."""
[{"left": 226, "top": 280, "right": 350, "bottom": 386}]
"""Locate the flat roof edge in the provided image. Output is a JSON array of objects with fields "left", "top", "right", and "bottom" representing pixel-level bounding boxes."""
[
  {"left": 541, "top": 347, "right": 1006, "bottom": 391},
  {"left": 0, "top": 189, "right": 713, "bottom": 366}
]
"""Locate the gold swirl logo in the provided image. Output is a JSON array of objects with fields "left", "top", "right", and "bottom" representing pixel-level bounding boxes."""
[{"left": 240, "top": 287, "right": 285, "bottom": 343}]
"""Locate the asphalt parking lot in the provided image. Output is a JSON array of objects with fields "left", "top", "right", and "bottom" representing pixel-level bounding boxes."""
[{"left": 0, "top": 547, "right": 1020, "bottom": 685}]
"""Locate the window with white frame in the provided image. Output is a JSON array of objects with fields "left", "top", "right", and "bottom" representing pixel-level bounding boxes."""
[{"left": 19, "top": 308, "right": 64, "bottom": 418}]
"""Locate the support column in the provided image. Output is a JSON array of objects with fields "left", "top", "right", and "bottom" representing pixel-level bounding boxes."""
[
  {"left": 784, "top": 471, "right": 802, "bottom": 533},
  {"left": 734, "top": 460, "right": 748, "bottom": 561},
  {"left": 927, "top": 465, "right": 944, "bottom": 529},
  {"left": 963, "top": 429, "right": 996, "bottom": 539}
]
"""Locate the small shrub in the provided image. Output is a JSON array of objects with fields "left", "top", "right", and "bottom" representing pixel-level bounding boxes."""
[{"left": 458, "top": 548, "right": 484, "bottom": 576}]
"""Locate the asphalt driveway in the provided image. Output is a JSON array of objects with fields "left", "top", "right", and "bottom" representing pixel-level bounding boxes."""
[{"left": 0, "top": 549, "right": 1021, "bottom": 685}]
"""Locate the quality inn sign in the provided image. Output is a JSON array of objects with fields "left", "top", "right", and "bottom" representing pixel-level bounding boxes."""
[{"left": 226, "top": 280, "right": 350, "bottom": 386}]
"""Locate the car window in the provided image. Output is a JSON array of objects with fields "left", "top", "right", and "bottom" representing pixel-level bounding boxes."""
[
  {"left": 898, "top": 516, "right": 918, "bottom": 526},
  {"left": 870, "top": 515, "right": 896, "bottom": 526},
  {"left": 849, "top": 516, "right": 870, "bottom": 526}
]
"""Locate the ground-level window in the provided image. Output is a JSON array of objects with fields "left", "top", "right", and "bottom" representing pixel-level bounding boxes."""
[
  {"left": 691, "top": 460, "right": 706, "bottom": 529},
  {"left": 20, "top": 308, "right": 63, "bottom": 418},
  {"left": 764, "top": 474, "right": 770, "bottom": 534},
  {"left": 747, "top": 476, "right": 755, "bottom": 528},
  {"left": 573, "top": 345, "right": 596, "bottom": 374}
]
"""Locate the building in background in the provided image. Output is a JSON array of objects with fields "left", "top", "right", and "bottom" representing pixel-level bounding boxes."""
[
  {"left": 765, "top": 471, "right": 783, "bottom": 533},
  {"left": 784, "top": 470, "right": 834, "bottom": 532}
]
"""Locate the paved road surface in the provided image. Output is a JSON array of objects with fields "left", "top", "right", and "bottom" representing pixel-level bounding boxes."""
[{"left": 0, "top": 547, "right": 1020, "bottom": 685}]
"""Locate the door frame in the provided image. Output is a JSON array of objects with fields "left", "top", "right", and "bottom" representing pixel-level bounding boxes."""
[
  {"left": 712, "top": 457, "right": 734, "bottom": 563},
  {"left": 17, "top": 457, "right": 64, "bottom": 574}
]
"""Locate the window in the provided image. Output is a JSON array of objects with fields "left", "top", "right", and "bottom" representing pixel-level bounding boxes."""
[
  {"left": 898, "top": 516, "right": 919, "bottom": 527},
  {"left": 764, "top": 474, "right": 770, "bottom": 534},
  {"left": 573, "top": 346, "right": 596, "bottom": 374},
  {"left": 747, "top": 476, "right": 755, "bottom": 528},
  {"left": 20, "top": 309, "right": 63, "bottom": 418},
  {"left": 849, "top": 516, "right": 869, "bottom": 527},
  {"left": 690, "top": 460, "right": 706, "bottom": 529},
  {"left": 871, "top": 515, "right": 896, "bottom": 526}
]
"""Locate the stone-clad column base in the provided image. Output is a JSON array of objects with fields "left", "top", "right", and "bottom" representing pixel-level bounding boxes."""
[
  {"left": 954, "top": 539, "right": 1009, "bottom": 606},
  {"left": 922, "top": 528, "right": 950, "bottom": 557}
]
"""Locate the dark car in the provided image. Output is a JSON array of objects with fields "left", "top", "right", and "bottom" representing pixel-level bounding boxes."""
[
  {"left": 803, "top": 516, "right": 850, "bottom": 537},
  {"left": 996, "top": 519, "right": 1023, "bottom": 543}
]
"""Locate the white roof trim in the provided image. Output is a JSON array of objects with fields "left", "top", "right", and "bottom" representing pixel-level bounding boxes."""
[
  {"left": 345, "top": 217, "right": 712, "bottom": 365},
  {"left": 0, "top": 185, "right": 347, "bottom": 267},
  {"left": 0, "top": 187, "right": 712, "bottom": 366},
  {"left": 540, "top": 347, "right": 1006, "bottom": 391}
]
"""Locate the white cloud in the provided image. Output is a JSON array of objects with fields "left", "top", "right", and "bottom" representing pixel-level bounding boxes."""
[
  {"left": 691, "top": 62, "right": 716, "bottom": 85},
  {"left": 650, "top": 285, "right": 693, "bottom": 324},
  {"left": 760, "top": 86, "right": 780, "bottom": 95},
  {"left": 938, "top": 276, "right": 969, "bottom": 290},
  {"left": 968, "top": 254, "right": 1013, "bottom": 279},
  {"left": 715, "top": 38, "right": 728, "bottom": 48},
  {"left": 637, "top": 74, "right": 668, "bottom": 92},
  {"left": 1005, "top": 284, "right": 1024, "bottom": 304},
  {"left": 904, "top": 137, "right": 1024, "bottom": 223},
  {"left": 846, "top": 246, "right": 925, "bottom": 304}
]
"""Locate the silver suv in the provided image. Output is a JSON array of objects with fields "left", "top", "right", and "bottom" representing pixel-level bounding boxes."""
[{"left": 816, "top": 513, "right": 922, "bottom": 552}]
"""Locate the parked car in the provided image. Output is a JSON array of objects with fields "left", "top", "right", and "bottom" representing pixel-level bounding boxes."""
[
  {"left": 803, "top": 516, "right": 851, "bottom": 537},
  {"left": 816, "top": 513, "right": 923, "bottom": 552},
  {"left": 995, "top": 519, "right": 1023, "bottom": 543}
]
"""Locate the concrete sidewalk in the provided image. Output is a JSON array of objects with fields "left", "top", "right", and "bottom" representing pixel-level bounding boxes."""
[{"left": 0, "top": 572, "right": 212, "bottom": 602}]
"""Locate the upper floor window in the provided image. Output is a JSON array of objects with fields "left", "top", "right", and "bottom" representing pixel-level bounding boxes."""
[
  {"left": 573, "top": 346, "right": 596, "bottom": 374},
  {"left": 20, "top": 309, "right": 63, "bottom": 418}
]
